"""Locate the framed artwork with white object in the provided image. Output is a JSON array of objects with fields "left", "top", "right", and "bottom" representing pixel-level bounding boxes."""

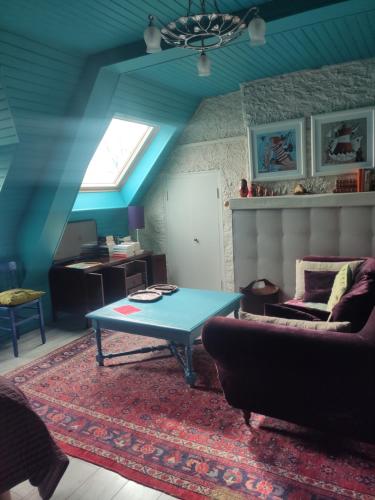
[
  {"left": 248, "top": 118, "right": 306, "bottom": 182},
  {"left": 311, "top": 107, "right": 375, "bottom": 176}
]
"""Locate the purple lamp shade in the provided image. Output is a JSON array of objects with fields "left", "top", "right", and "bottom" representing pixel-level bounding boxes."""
[{"left": 128, "top": 206, "right": 145, "bottom": 230}]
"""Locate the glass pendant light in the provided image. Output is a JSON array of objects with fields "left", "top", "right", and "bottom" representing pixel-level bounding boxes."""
[
  {"left": 144, "top": 15, "right": 162, "bottom": 53},
  {"left": 248, "top": 14, "right": 266, "bottom": 47},
  {"left": 197, "top": 52, "right": 211, "bottom": 77}
]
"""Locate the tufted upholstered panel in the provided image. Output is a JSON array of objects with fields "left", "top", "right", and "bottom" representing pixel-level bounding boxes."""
[{"left": 232, "top": 196, "right": 375, "bottom": 300}]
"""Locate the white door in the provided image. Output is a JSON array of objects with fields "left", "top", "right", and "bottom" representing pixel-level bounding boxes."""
[{"left": 166, "top": 171, "right": 223, "bottom": 290}]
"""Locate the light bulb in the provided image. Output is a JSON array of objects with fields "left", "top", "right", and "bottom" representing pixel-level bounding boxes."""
[
  {"left": 197, "top": 52, "right": 211, "bottom": 77},
  {"left": 248, "top": 15, "right": 266, "bottom": 47},
  {"left": 144, "top": 17, "right": 162, "bottom": 53}
]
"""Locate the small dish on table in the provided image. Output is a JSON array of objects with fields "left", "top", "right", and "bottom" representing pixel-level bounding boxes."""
[
  {"left": 127, "top": 290, "right": 162, "bottom": 302},
  {"left": 147, "top": 284, "right": 179, "bottom": 295}
]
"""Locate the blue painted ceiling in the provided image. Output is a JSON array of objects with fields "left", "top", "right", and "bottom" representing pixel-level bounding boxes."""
[
  {"left": 131, "top": 0, "right": 375, "bottom": 97},
  {"left": 0, "top": 0, "right": 374, "bottom": 99},
  {"left": 0, "top": 0, "right": 375, "bottom": 98},
  {"left": 0, "top": 0, "right": 269, "bottom": 55}
]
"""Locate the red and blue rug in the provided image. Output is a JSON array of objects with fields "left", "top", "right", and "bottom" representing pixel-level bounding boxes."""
[{"left": 6, "top": 331, "right": 375, "bottom": 499}]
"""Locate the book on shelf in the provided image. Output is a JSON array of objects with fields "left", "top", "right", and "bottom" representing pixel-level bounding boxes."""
[
  {"left": 356, "top": 168, "right": 373, "bottom": 192},
  {"left": 357, "top": 169, "right": 363, "bottom": 192},
  {"left": 334, "top": 173, "right": 357, "bottom": 193},
  {"left": 364, "top": 169, "right": 372, "bottom": 192},
  {"left": 334, "top": 169, "right": 373, "bottom": 193}
]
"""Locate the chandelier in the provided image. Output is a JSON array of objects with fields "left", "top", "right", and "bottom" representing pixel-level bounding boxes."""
[{"left": 144, "top": 1, "right": 266, "bottom": 77}]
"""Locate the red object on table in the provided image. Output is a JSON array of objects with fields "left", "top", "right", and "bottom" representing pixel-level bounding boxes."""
[{"left": 114, "top": 305, "right": 141, "bottom": 315}]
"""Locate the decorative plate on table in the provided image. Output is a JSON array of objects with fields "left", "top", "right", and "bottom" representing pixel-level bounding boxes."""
[
  {"left": 147, "top": 284, "right": 179, "bottom": 295},
  {"left": 127, "top": 290, "right": 162, "bottom": 302}
]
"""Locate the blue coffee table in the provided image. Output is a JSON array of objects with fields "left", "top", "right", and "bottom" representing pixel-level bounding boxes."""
[{"left": 86, "top": 288, "right": 242, "bottom": 386}]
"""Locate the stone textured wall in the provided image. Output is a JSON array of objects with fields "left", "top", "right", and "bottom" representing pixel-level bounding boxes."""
[
  {"left": 142, "top": 58, "right": 375, "bottom": 290},
  {"left": 179, "top": 91, "right": 246, "bottom": 144},
  {"left": 241, "top": 58, "right": 375, "bottom": 194}
]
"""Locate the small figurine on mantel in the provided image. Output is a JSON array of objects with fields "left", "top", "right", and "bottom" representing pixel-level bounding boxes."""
[
  {"left": 293, "top": 183, "right": 307, "bottom": 195},
  {"left": 249, "top": 183, "right": 257, "bottom": 197},
  {"left": 239, "top": 178, "right": 249, "bottom": 198}
]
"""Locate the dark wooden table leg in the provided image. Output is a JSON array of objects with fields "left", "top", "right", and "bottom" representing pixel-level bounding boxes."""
[
  {"left": 184, "top": 344, "right": 196, "bottom": 387},
  {"left": 168, "top": 341, "right": 197, "bottom": 387},
  {"left": 37, "top": 299, "right": 46, "bottom": 344},
  {"left": 93, "top": 321, "right": 104, "bottom": 366}
]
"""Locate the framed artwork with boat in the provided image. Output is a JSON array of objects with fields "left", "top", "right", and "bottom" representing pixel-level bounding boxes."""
[
  {"left": 311, "top": 107, "right": 375, "bottom": 176},
  {"left": 248, "top": 118, "right": 306, "bottom": 182}
]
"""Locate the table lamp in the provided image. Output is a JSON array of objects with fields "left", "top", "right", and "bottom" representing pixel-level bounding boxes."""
[{"left": 127, "top": 205, "right": 145, "bottom": 242}]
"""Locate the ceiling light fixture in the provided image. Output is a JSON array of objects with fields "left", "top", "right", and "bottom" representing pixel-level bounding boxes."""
[{"left": 144, "top": 1, "right": 266, "bottom": 77}]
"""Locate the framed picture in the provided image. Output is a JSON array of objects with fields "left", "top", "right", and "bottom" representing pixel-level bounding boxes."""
[
  {"left": 311, "top": 107, "right": 375, "bottom": 176},
  {"left": 248, "top": 118, "right": 306, "bottom": 182}
]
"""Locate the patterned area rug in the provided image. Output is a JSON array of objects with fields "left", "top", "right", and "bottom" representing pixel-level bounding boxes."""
[{"left": 6, "top": 331, "right": 375, "bottom": 499}]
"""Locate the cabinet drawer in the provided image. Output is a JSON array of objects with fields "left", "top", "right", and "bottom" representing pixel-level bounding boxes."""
[{"left": 125, "top": 272, "right": 143, "bottom": 289}]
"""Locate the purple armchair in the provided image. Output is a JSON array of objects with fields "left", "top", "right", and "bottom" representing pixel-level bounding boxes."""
[{"left": 202, "top": 257, "right": 375, "bottom": 443}]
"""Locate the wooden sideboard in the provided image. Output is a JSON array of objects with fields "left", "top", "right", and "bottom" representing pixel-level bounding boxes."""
[{"left": 49, "top": 252, "right": 167, "bottom": 320}]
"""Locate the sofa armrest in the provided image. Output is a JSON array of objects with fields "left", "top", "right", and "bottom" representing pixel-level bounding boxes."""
[
  {"left": 202, "top": 316, "right": 374, "bottom": 419},
  {"left": 202, "top": 316, "right": 368, "bottom": 374}
]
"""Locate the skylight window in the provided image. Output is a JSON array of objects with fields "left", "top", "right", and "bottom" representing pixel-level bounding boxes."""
[{"left": 81, "top": 118, "right": 155, "bottom": 190}]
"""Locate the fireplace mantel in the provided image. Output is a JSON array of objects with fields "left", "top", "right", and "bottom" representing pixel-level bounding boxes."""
[{"left": 230, "top": 192, "right": 375, "bottom": 210}]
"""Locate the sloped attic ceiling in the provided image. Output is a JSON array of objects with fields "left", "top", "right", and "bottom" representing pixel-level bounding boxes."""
[
  {"left": 2, "top": 0, "right": 374, "bottom": 100},
  {"left": 133, "top": 0, "right": 375, "bottom": 97},
  {"left": 0, "top": 0, "right": 288, "bottom": 55}
]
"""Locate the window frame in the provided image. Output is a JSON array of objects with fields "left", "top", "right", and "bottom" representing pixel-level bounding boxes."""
[{"left": 80, "top": 117, "right": 158, "bottom": 192}]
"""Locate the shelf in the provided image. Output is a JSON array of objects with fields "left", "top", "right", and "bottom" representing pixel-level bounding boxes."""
[{"left": 229, "top": 192, "right": 375, "bottom": 210}]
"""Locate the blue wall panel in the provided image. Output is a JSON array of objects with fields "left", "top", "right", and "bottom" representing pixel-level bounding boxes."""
[
  {"left": 112, "top": 75, "right": 197, "bottom": 127},
  {"left": 69, "top": 208, "right": 128, "bottom": 239},
  {"left": 18, "top": 68, "right": 119, "bottom": 292},
  {"left": 0, "top": 30, "right": 84, "bottom": 265}
]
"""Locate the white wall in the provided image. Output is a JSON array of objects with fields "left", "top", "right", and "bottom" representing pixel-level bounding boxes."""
[
  {"left": 142, "top": 58, "right": 375, "bottom": 291},
  {"left": 141, "top": 92, "right": 247, "bottom": 291}
]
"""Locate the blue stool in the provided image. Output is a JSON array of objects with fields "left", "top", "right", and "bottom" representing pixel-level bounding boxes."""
[{"left": 0, "top": 261, "right": 46, "bottom": 357}]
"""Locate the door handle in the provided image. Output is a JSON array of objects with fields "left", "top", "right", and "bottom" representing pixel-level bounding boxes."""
[{"left": 193, "top": 238, "right": 199, "bottom": 243}]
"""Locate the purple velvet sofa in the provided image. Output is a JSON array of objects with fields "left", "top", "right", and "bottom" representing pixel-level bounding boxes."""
[{"left": 202, "top": 257, "right": 375, "bottom": 443}]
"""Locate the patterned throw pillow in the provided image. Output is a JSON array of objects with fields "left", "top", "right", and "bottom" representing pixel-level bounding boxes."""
[
  {"left": 240, "top": 311, "right": 351, "bottom": 332},
  {"left": 0, "top": 288, "right": 44, "bottom": 306},
  {"left": 327, "top": 264, "right": 352, "bottom": 312},
  {"left": 329, "top": 257, "right": 375, "bottom": 331},
  {"left": 295, "top": 259, "right": 363, "bottom": 299}
]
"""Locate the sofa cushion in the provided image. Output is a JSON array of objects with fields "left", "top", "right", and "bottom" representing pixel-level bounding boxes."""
[
  {"left": 240, "top": 311, "right": 352, "bottom": 332},
  {"left": 330, "top": 258, "right": 375, "bottom": 331},
  {"left": 264, "top": 303, "right": 325, "bottom": 321},
  {"left": 303, "top": 256, "right": 364, "bottom": 262},
  {"left": 295, "top": 259, "right": 363, "bottom": 299},
  {"left": 327, "top": 264, "right": 352, "bottom": 312},
  {"left": 303, "top": 270, "right": 337, "bottom": 303},
  {"left": 293, "top": 300, "right": 329, "bottom": 312}
]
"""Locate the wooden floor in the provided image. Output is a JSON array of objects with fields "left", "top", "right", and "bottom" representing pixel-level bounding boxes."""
[{"left": 0, "top": 323, "right": 176, "bottom": 500}]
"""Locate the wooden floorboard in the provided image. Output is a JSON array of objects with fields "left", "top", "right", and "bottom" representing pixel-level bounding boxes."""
[{"left": 1, "top": 325, "right": 176, "bottom": 500}]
